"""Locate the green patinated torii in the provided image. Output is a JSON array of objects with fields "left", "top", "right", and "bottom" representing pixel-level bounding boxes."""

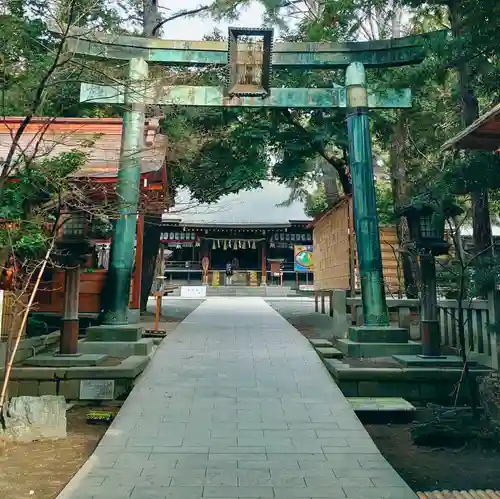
[{"left": 65, "top": 27, "right": 440, "bottom": 326}]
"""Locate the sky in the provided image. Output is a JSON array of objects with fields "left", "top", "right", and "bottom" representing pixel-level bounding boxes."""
[{"left": 158, "top": 0, "right": 274, "bottom": 40}]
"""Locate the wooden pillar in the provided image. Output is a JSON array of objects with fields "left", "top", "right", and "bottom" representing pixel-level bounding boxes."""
[
  {"left": 60, "top": 266, "right": 80, "bottom": 355},
  {"left": 314, "top": 290, "right": 319, "bottom": 313},
  {"left": 130, "top": 214, "right": 144, "bottom": 312},
  {"left": 320, "top": 291, "right": 326, "bottom": 314},
  {"left": 329, "top": 290, "right": 334, "bottom": 317},
  {"left": 261, "top": 242, "right": 267, "bottom": 285}
]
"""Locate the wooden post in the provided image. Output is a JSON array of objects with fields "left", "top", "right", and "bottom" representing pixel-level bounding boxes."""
[
  {"left": 314, "top": 290, "right": 319, "bottom": 313},
  {"left": 321, "top": 292, "right": 326, "bottom": 314},
  {"left": 130, "top": 213, "right": 144, "bottom": 312},
  {"left": 329, "top": 290, "right": 334, "bottom": 317},
  {"left": 60, "top": 266, "right": 80, "bottom": 355},
  {"left": 154, "top": 292, "right": 161, "bottom": 331},
  {"left": 261, "top": 243, "right": 267, "bottom": 285}
]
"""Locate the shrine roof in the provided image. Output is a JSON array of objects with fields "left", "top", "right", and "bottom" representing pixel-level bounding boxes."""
[
  {"left": 441, "top": 103, "right": 500, "bottom": 151},
  {"left": 164, "top": 181, "right": 311, "bottom": 228},
  {"left": 0, "top": 116, "right": 167, "bottom": 179}
]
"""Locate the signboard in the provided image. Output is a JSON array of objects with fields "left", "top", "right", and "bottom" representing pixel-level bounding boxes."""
[
  {"left": 79, "top": 379, "right": 115, "bottom": 400},
  {"left": 180, "top": 286, "right": 207, "bottom": 298},
  {"left": 294, "top": 245, "right": 313, "bottom": 272},
  {"left": 299, "top": 285, "right": 315, "bottom": 292}
]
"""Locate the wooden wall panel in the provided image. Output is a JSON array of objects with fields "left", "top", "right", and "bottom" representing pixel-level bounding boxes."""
[
  {"left": 313, "top": 199, "right": 352, "bottom": 291},
  {"left": 313, "top": 198, "right": 403, "bottom": 294}
]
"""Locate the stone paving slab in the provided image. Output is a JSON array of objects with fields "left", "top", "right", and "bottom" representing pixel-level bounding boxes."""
[{"left": 56, "top": 297, "right": 417, "bottom": 499}]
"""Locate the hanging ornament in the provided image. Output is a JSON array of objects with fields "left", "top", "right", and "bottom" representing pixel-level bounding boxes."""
[
  {"left": 252, "top": 240, "right": 256, "bottom": 250},
  {"left": 217, "top": 239, "right": 221, "bottom": 249},
  {"left": 242, "top": 240, "right": 247, "bottom": 249},
  {"left": 238, "top": 240, "right": 242, "bottom": 249},
  {"left": 223, "top": 240, "right": 228, "bottom": 250},
  {"left": 212, "top": 240, "right": 216, "bottom": 249},
  {"left": 228, "top": 240, "right": 232, "bottom": 249}
]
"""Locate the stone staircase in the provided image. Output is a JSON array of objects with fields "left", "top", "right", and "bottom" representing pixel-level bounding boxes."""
[{"left": 205, "top": 286, "right": 298, "bottom": 297}]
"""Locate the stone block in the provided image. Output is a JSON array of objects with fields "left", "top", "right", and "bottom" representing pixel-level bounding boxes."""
[
  {"left": 25, "top": 353, "right": 109, "bottom": 367},
  {"left": 338, "top": 381, "right": 358, "bottom": 397},
  {"left": 18, "top": 381, "right": 40, "bottom": 397},
  {"left": 316, "top": 347, "right": 343, "bottom": 359},
  {"left": 59, "top": 380, "right": 80, "bottom": 400},
  {"left": 309, "top": 339, "right": 333, "bottom": 348},
  {"left": 78, "top": 339, "right": 153, "bottom": 357},
  {"left": 0, "top": 395, "right": 67, "bottom": 442},
  {"left": 348, "top": 326, "right": 409, "bottom": 343},
  {"left": 86, "top": 325, "right": 143, "bottom": 342},
  {"left": 393, "top": 354, "right": 476, "bottom": 368},
  {"left": 38, "top": 382, "right": 58, "bottom": 396},
  {"left": 336, "top": 339, "right": 421, "bottom": 357}
]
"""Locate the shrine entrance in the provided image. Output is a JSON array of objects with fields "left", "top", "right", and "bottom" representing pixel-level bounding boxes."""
[{"left": 63, "top": 25, "right": 436, "bottom": 325}]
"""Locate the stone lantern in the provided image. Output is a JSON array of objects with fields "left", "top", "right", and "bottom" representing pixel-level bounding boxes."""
[
  {"left": 399, "top": 201, "right": 461, "bottom": 358},
  {"left": 56, "top": 211, "right": 92, "bottom": 355}
]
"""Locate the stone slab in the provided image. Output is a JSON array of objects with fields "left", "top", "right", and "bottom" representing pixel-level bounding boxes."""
[
  {"left": 348, "top": 326, "right": 409, "bottom": 343},
  {"left": 78, "top": 338, "right": 153, "bottom": 357},
  {"left": 347, "top": 397, "right": 416, "bottom": 412},
  {"left": 316, "top": 347, "right": 343, "bottom": 359},
  {"left": 0, "top": 395, "right": 67, "bottom": 442},
  {"left": 309, "top": 338, "right": 333, "bottom": 348},
  {"left": 86, "top": 325, "right": 143, "bottom": 342},
  {"left": 336, "top": 338, "right": 421, "bottom": 357},
  {"left": 25, "top": 353, "right": 109, "bottom": 367},
  {"left": 393, "top": 354, "right": 477, "bottom": 368},
  {"left": 55, "top": 297, "right": 415, "bottom": 499}
]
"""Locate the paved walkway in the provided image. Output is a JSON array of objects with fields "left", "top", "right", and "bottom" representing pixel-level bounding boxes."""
[{"left": 58, "top": 298, "right": 416, "bottom": 499}]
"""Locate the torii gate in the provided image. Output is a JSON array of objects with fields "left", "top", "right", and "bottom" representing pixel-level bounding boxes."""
[{"left": 64, "top": 26, "right": 439, "bottom": 328}]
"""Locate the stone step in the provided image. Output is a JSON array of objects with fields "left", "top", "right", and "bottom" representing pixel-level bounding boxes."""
[
  {"left": 347, "top": 397, "right": 416, "bottom": 423},
  {"left": 309, "top": 339, "right": 333, "bottom": 348},
  {"left": 347, "top": 397, "right": 416, "bottom": 412},
  {"left": 315, "top": 347, "right": 343, "bottom": 359},
  {"left": 336, "top": 339, "right": 421, "bottom": 357},
  {"left": 348, "top": 326, "right": 409, "bottom": 344}
]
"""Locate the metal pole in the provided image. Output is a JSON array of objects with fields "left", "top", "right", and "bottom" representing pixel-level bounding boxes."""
[
  {"left": 420, "top": 253, "right": 441, "bottom": 356},
  {"left": 102, "top": 58, "right": 148, "bottom": 325},
  {"left": 345, "top": 62, "right": 389, "bottom": 326}
]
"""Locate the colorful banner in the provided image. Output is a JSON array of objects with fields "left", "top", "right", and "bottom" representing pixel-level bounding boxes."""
[{"left": 294, "top": 245, "right": 313, "bottom": 272}]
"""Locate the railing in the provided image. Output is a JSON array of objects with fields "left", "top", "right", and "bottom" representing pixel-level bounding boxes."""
[
  {"left": 322, "top": 289, "right": 500, "bottom": 369},
  {"left": 437, "top": 299, "right": 494, "bottom": 368}
]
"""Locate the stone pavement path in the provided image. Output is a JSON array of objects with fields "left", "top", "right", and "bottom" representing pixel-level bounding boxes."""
[{"left": 58, "top": 298, "right": 416, "bottom": 499}]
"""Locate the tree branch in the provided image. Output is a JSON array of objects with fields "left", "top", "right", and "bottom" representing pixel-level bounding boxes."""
[{"left": 280, "top": 109, "right": 352, "bottom": 195}]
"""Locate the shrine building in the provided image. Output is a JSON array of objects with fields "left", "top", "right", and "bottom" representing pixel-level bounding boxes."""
[{"left": 161, "top": 182, "right": 313, "bottom": 287}]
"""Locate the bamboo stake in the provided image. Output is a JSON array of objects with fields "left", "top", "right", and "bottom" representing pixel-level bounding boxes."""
[{"left": 0, "top": 238, "right": 55, "bottom": 414}]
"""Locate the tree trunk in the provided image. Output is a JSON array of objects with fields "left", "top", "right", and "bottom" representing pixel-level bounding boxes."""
[
  {"left": 143, "top": 0, "right": 160, "bottom": 37},
  {"left": 390, "top": 113, "right": 419, "bottom": 298},
  {"left": 318, "top": 157, "right": 340, "bottom": 206},
  {"left": 449, "top": 0, "right": 492, "bottom": 255},
  {"left": 140, "top": 219, "right": 161, "bottom": 312}
]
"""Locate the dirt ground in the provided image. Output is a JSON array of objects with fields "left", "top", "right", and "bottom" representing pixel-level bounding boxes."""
[
  {"left": 366, "top": 423, "right": 500, "bottom": 491},
  {"left": 0, "top": 406, "right": 108, "bottom": 499}
]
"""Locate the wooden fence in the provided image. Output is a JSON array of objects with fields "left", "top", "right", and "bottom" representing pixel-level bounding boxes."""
[{"left": 326, "top": 290, "right": 500, "bottom": 369}]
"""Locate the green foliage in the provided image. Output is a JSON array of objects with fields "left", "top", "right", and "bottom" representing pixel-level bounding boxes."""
[
  {"left": 375, "top": 181, "right": 396, "bottom": 226},
  {"left": 304, "top": 185, "right": 329, "bottom": 218},
  {"left": 0, "top": 151, "right": 86, "bottom": 259}
]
